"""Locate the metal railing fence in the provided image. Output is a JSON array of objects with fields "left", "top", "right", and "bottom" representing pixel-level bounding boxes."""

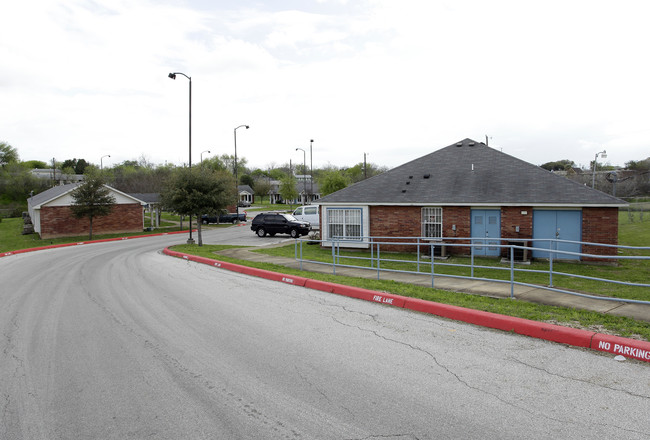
[{"left": 293, "top": 236, "right": 650, "bottom": 305}]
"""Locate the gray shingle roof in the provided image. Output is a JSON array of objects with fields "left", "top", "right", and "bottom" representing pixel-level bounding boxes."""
[
  {"left": 319, "top": 138, "right": 625, "bottom": 206},
  {"left": 27, "top": 183, "right": 81, "bottom": 208}
]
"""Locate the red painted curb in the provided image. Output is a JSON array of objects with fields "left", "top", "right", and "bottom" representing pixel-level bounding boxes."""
[
  {"left": 163, "top": 248, "right": 650, "bottom": 363},
  {"left": 591, "top": 334, "right": 650, "bottom": 363},
  {"left": 331, "top": 285, "right": 406, "bottom": 308},
  {"left": 304, "top": 279, "right": 335, "bottom": 293},
  {"left": 403, "top": 298, "right": 594, "bottom": 348}
]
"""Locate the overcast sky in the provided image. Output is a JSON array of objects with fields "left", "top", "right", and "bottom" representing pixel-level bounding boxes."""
[{"left": 2, "top": 0, "right": 649, "bottom": 172}]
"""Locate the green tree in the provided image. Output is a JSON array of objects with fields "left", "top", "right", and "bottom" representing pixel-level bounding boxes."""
[
  {"left": 218, "top": 154, "right": 248, "bottom": 182},
  {"left": 279, "top": 175, "right": 298, "bottom": 208},
  {"left": 203, "top": 156, "right": 228, "bottom": 172},
  {"left": 240, "top": 174, "right": 255, "bottom": 188},
  {"left": 0, "top": 141, "right": 19, "bottom": 166},
  {"left": 540, "top": 160, "right": 576, "bottom": 171},
  {"left": 22, "top": 160, "right": 48, "bottom": 169},
  {"left": 319, "top": 170, "right": 349, "bottom": 196},
  {"left": 625, "top": 158, "right": 650, "bottom": 171},
  {"left": 61, "top": 158, "right": 90, "bottom": 174},
  {"left": 160, "top": 167, "right": 235, "bottom": 246},
  {"left": 69, "top": 174, "right": 116, "bottom": 240},
  {"left": 253, "top": 178, "right": 272, "bottom": 203}
]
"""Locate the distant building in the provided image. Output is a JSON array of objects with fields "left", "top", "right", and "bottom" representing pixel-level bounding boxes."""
[
  {"left": 30, "top": 169, "right": 84, "bottom": 185},
  {"left": 27, "top": 183, "right": 145, "bottom": 239}
]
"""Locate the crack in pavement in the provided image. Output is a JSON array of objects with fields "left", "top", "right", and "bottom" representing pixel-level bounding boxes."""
[
  {"left": 329, "top": 316, "right": 579, "bottom": 426},
  {"left": 509, "top": 356, "right": 650, "bottom": 400},
  {"left": 294, "top": 365, "right": 354, "bottom": 416}
]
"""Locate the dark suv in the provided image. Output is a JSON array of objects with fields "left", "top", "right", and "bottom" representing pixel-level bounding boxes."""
[{"left": 250, "top": 212, "right": 311, "bottom": 238}]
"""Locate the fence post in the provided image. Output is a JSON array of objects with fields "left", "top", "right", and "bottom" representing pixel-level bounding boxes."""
[
  {"left": 430, "top": 243, "right": 435, "bottom": 288},
  {"left": 332, "top": 239, "right": 336, "bottom": 275},
  {"left": 510, "top": 245, "right": 515, "bottom": 299},
  {"left": 377, "top": 242, "right": 381, "bottom": 280},
  {"left": 370, "top": 237, "right": 374, "bottom": 268},
  {"left": 549, "top": 241, "right": 554, "bottom": 287},
  {"left": 299, "top": 239, "right": 303, "bottom": 271},
  {"left": 417, "top": 237, "right": 421, "bottom": 273},
  {"left": 471, "top": 241, "right": 475, "bottom": 278}
]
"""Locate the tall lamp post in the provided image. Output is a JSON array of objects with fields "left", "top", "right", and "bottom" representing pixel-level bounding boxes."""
[
  {"left": 168, "top": 71, "right": 194, "bottom": 243},
  {"left": 592, "top": 149, "right": 607, "bottom": 188},
  {"left": 309, "top": 139, "right": 313, "bottom": 202},
  {"left": 100, "top": 154, "right": 110, "bottom": 170},
  {"left": 201, "top": 150, "right": 210, "bottom": 164},
  {"left": 296, "top": 147, "right": 306, "bottom": 205},
  {"left": 234, "top": 125, "right": 249, "bottom": 219}
]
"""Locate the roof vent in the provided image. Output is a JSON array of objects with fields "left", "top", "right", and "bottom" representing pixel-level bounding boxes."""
[
  {"left": 468, "top": 142, "right": 475, "bottom": 146},
  {"left": 406, "top": 181, "right": 410, "bottom": 185},
  {"left": 423, "top": 173, "right": 430, "bottom": 179},
  {"left": 401, "top": 189, "right": 406, "bottom": 193},
  {"left": 456, "top": 142, "right": 463, "bottom": 147},
  {"left": 409, "top": 175, "right": 413, "bottom": 179}
]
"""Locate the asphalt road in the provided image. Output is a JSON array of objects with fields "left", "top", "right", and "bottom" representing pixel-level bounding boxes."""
[{"left": 1, "top": 227, "right": 648, "bottom": 439}]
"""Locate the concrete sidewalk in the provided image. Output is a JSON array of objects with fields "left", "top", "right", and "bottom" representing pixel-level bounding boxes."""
[{"left": 216, "top": 245, "right": 650, "bottom": 323}]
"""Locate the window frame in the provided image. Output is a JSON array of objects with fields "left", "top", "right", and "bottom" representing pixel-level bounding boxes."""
[
  {"left": 421, "top": 207, "right": 443, "bottom": 239},
  {"left": 327, "top": 207, "right": 363, "bottom": 241}
]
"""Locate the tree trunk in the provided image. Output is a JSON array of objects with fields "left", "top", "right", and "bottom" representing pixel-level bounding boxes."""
[{"left": 197, "top": 213, "right": 203, "bottom": 246}]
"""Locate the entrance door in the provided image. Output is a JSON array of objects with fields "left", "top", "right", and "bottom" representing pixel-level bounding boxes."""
[
  {"left": 532, "top": 210, "right": 582, "bottom": 259},
  {"left": 471, "top": 209, "right": 501, "bottom": 257}
]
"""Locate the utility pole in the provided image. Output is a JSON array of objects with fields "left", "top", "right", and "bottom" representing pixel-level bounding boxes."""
[{"left": 364, "top": 153, "right": 368, "bottom": 179}]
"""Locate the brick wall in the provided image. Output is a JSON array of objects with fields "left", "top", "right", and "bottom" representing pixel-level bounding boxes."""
[
  {"left": 582, "top": 207, "right": 619, "bottom": 259},
  {"left": 355, "top": 205, "right": 619, "bottom": 260},
  {"left": 40, "top": 204, "right": 143, "bottom": 239},
  {"left": 369, "top": 206, "right": 420, "bottom": 251},
  {"left": 499, "top": 206, "right": 534, "bottom": 258}
]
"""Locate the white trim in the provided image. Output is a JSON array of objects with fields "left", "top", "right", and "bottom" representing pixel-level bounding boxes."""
[
  {"left": 321, "top": 205, "right": 370, "bottom": 249},
  {"left": 318, "top": 202, "right": 627, "bottom": 208}
]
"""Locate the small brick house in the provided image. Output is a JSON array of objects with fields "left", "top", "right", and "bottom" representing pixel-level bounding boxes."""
[
  {"left": 27, "top": 183, "right": 146, "bottom": 239},
  {"left": 317, "top": 138, "right": 627, "bottom": 260}
]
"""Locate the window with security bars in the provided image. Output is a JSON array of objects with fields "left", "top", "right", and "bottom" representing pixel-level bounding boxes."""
[
  {"left": 421, "top": 207, "right": 442, "bottom": 238},
  {"left": 327, "top": 208, "right": 362, "bottom": 240}
]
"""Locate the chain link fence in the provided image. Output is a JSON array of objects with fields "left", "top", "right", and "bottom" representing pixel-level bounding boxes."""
[{"left": 623, "top": 201, "right": 650, "bottom": 224}]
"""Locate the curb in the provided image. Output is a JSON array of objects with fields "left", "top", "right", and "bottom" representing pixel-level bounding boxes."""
[
  {"left": 1, "top": 230, "right": 193, "bottom": 258},
  {"left": 164, "top": 247, "right": 650, "bottom": 363}
]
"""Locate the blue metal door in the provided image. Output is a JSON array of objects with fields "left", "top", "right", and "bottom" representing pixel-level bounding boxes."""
[
  {"left": 532, "top": 210, "right": 582, "bottom": 259},
  {"left": 471, "top": 210, "right": 501, "bottom": 257}
]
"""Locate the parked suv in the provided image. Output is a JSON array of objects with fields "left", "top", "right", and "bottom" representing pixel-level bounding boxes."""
[{"left": 250, "top": 212, "right": 311, "bottom": 238}]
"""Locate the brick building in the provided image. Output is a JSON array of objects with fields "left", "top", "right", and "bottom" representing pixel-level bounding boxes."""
[
  {"left": 317, "top": 138, "right": 627, "bottom": 261},
  {"left": 27, "top": 183, "right": 146, "bottom": 239}
]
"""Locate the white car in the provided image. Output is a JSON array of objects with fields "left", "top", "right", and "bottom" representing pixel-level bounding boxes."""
[{"left": 292, "top": 205, "right": 319, "bottom": 229}]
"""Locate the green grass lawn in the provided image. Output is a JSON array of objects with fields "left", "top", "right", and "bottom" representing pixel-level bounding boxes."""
[{"left": 0, "top": 217, "right": 185, "bottom": 252}]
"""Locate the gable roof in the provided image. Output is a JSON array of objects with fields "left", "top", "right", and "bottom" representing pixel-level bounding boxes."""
[
  {"left": 237, "top": 185, "right": 254, "bottom": 194},
  {"left": 319, "top": 138, "right": 626, "bottom": 207},
  {"left": 28, "top": 183, "right": 146, "bottom": 209},
  {"left": 28, "top": 183, "right": 81, "bottom": 209}
]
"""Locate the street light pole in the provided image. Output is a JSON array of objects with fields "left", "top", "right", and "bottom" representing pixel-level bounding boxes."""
[
  {"left": 234, "top": 125, "right": 249, "bottom": 219},
  {"left": 296, "top": 148, "right": 306, "bottom": 205},
  {"left": 309, "top": 139, "right": 313, "bottom": 202},
  {"left": 201, "top": 150, "right": 210, "bottom": 164},
  {"left": 100, "top": 154, "right": 110, "bottom": 170},
  {"left": 592, "top": 149, "right": 607, "bottom": 188},
  {"left": 168, "top": 71, "right": 194, "bottom": 243}
]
